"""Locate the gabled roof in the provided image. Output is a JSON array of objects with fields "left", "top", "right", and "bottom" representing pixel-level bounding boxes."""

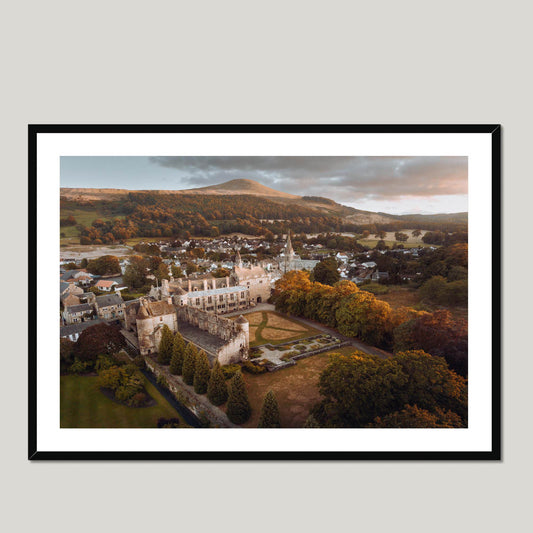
[
  {"left": 65, "top": 303, "right": 93, "bottom": 314},
  {"left": 96, "top": 293, "right": 123, "bottom": 308},
  {"left": 95, "top": 279, "right": 118, "bottom": 288}
]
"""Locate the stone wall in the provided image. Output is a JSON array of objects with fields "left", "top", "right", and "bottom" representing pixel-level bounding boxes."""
[{"left": 177, "top": 305, "right": 249, "bottom": 364}]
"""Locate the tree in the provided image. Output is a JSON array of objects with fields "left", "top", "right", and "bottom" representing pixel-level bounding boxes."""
[
  {"left": 226, "top": 371, "right": 251, "bottom": 424},
  {"left": 394, "top": 232, "right": 409, "bottom": 242},
  {"left": 312, "top": 257, "right": 340, "bottom": 286},
  {"left": 73, "top": 323, "right": 126, "bottom": 364},
  {"left": 182, "top": 343, "right": 198, "bottom": 385},
  {"left": 375, "top": 230, "right": 387, "bottom": 240},
  {"left": 412, "top": 229, "right": 422, "bottom": 238},
  {"left": 171, "top": 265, "right": 184, "bottom": 278},
  {"left": 313, "top": 350, "right": 467, "bottom": 427},
  {"left": 193, "top": 350, "right": 211, "bottom": 394},
  {"left": 157, "top": 324, "right": 174, "bottom": 364},
  {"left": 258, "top": 390, "right": 281, "bottom": 428},
  {"left": 186, "top": 263, "right": 198, "bottom": 276},
  {"left": 371, "top": 405, "right": 464, "bottom": 428},
  {"left": 156, "top": 262, "right": 170, "bottom": 281},
  {"left": 207, "top": 361, "right": 228, "bottom": 406},
  {"left": 80, "top": 258, "right": 88, "bottom": 268},
  {"left": 212, "top": 267, "right": 230, "bottom": 278},
  {"left": 361, "top": 230, "right": 370, "bottom": 239},
  {"left": 86, "top": 255, "right": 121, "bottom": 275},
  {"left": 169, "top": 332, "right": 186, "bottom": 375},
  {"left": 123, "top": 255, "right": 148, "bottom": 289}
]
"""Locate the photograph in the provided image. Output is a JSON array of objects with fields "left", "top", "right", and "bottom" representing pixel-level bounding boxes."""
[{"left": 29, "top": 125, "right": 500, "bottom": 459}]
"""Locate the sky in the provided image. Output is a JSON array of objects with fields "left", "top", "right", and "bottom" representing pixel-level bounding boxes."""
[{"left": 60, "top": 156, "right": 468, "bottom": 215}]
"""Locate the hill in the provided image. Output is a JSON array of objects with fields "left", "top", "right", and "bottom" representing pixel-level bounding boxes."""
[
  {"left": 60, "top": 179, "right": 467, "bottom": 229},
  {"left": 183, "top": 178, "right": 300, "bottom": 199}
]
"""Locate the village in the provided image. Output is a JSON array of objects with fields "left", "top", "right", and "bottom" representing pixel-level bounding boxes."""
[{"left": 60, "top": 232, "right": 429, "bottom": 366}]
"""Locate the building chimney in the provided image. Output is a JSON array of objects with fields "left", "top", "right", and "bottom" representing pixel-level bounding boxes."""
[
  {"left": 212, "top": 278, "right": 216, "bottom": 290},
  {"left": 203, "top": 279, "right": 208, "bottom": 291}
]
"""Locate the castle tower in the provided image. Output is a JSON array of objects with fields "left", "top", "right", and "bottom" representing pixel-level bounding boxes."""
[{"left": 235, "top": 314, "right": 250, "bottom": 358}]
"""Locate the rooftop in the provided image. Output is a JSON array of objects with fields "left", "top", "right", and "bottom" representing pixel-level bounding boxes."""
[
  {"left": 96, "top": 294, "right": 123, "bottom": 307},
  {"left": 185, "top": 286, "right": 248, "bottom": 299}
]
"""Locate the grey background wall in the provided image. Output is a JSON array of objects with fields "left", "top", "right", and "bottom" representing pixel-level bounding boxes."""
[{"left": 1, "top": 1, "right": 529, "bottom": 532}]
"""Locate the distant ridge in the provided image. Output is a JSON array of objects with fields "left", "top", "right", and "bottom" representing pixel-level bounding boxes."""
[{"left": 60, "top": 179, "right": 467, "bottom": 224}]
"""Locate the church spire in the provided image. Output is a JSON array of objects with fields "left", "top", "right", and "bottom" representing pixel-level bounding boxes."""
[
  {"left": 285, "top": 231, "right": 294, "bottom": 258},
  {"left": 235, "top": 248, "right": 243, "bottom": 268}
]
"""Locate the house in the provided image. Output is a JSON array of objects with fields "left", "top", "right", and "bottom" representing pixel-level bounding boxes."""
[
  {"left": 62, "top": 303, "right": 95, "bottom": 325},
  {"left": 361, "top": 261, "right": 377, "bottom": 269},
  {"left": 371, "top": 271, "right": 390, "bottom": 282},
  {"left": 60, "top": 281, "right": 83, "bottom": 298},
  {"left": 94, "top": 279, "right": 118, "bottom": 292},
  {"left": 95, "top": 293, "right": 124, "bottom": 320},
  {"left": 60, "top": 269, "right": 94, "bottom": 287},
  {"left": 60, "top": 319, "right": 103, "bottom": 342}
]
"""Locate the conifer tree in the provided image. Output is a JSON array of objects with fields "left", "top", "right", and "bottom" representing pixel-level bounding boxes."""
[
  {"left": 193, "top": 350, "right": 211, "bottom": 394},
  {"left": 258, "top": 390, "right": 281, "bottom": 428},
  {"left": 207, "top": 360, "right": 228, "bottom": 406},
  {"left": 157, "top": 325, "right": 174, "bottom": 364},
  {"left": 182, "top": 343, "right": 198, "bottom": 386},
  {"left": 169, "top": 332, "right": 186, "bottom": 375},
  {"left": 226, "top": 371, "right": 251, "bottom": 425}
]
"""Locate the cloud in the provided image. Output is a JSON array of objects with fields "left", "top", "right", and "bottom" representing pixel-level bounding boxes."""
[{"left": 148, "top": 156, "right": 467, "bottom": 202}]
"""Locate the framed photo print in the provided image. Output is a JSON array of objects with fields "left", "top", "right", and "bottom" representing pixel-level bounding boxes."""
[{"left": 29, "top": 124, "right": 501, "bottom": 459}]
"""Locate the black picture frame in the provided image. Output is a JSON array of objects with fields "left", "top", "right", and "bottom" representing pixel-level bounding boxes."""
[{"left": 28, "top": 124, "right": 501, "bottom": 460}]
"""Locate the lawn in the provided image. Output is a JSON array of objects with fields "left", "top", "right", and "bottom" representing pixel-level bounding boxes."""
[
  {"left": 234, "top": 311, "right": 321, "bottom": 347},
  {"left": 242, "top": 345, "right": 357, "bottom": 428},
  {"left": 60, "top": 374, "right": 188, "bottom": 428}
]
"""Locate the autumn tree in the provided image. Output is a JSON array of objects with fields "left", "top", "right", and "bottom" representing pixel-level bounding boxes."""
[
  {"left": 157, "top": 325, "right": 174, "bottom": 364},
  {"left": 258, "top": 390, "right": 281, "bottom": 428},
  {"left": 412, "top": 229, "right": 422, "bottom": 238},
  {"left": 394, "top": 232, "right": 409, "bottom": 242},
  {"left": 73, "top": 323, "right": 126, "bottom": 364},
  {"left": 371, "top": 405, "right": 464, "bottom": 428},
  {"left": 169, "top": 332, "right": 186, "bottom": 375},
  {"left": 182, "top": 343, "right": 198, "bottom": 386},
  {"left": 375, "top": 230, "right": 387, "bottom": 240},
  {"left": 155, "top": 262, "right": 170, "bottom": 281},
  {"left": 193, "top": 350, "right": 211, "bottom": 394},
  {"left": 312, "top": 350, "right": 467, "bottom": 427},
  {"left": 226, "top": 371, "right": 251, "bottom": 424},
  {"left": 207, "top": 361, "right": 228, "bottom": 406},
  {"left": 312, "top": 257, "right": 340, "bottom": 286},
  {"left": 87, "top": 255, "right": 121, "bottom": 275}
]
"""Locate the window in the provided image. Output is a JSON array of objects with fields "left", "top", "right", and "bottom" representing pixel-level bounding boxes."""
[
  {"left": 208, "top": 296, "right": 212, "bottom": 303},
  {"left": 160, "top": 317, "right": 163, "bottom": 321},
  {"left": 241, "top": 292, "right": 245, "bottom": 299},
  {"left": 230, "top": 294, "right": 234, "bottom": 301},
  {"left": 196, "top": 298, "right": 200, "bottom": 305}
]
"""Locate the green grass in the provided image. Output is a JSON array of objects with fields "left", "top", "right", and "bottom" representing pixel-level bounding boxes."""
[
  {"left": 60, "top": 205, "right": 125, "bottom": 238},
  {"left": 60, "top": 374, "right": 188, "bottom": 428}
]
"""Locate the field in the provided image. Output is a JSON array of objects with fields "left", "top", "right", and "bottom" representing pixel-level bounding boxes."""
[
  {"left": 374, "top": 287, "right": 421, "bottom": 309},
  {"left": 60, "top": 244, "right": 133, "bottom": 260},
  {"left": 242, "top": 345, "right": 356, "bottom": 428},
  {"left": 60, "top": 374, "right": 187, "bottom": 428},
  {"left": 234, "top": 311, "right": 320, "bottom": 347},
  {"left": 374, "top": 287, "right": 468, "bottom": 321},
  {"left": 357, "top": 229, "right": 438, "bottom": 249}
]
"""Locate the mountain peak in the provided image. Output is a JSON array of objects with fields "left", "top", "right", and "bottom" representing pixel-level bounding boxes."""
[{"left": 185, "top": 179, "right": 300, "bottom": 199}]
